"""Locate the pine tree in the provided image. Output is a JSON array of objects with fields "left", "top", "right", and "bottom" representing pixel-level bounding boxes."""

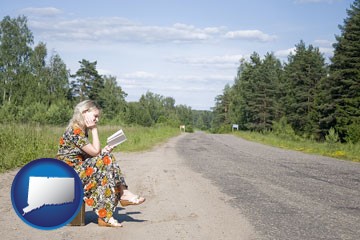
[
  {"left": 71, "top": 59, "right": 104, "bottom": 104},
  {"left": 320, "top": 0, "right": 360, "bottom": 140},
  {"left": 212, "top": 84, "right": 232, "bottom": 129},
  {"left": 229, "top": 52, "right": 283, "bottom": 131},
  {"left": 283, "top": 41, "right": 327, "bottom": 136},
  {"left": 231, "top": 53, "right": 262, "bottom": 130},
  {"left": 255, "top": 53, "right": 283, "bottom": 130}
]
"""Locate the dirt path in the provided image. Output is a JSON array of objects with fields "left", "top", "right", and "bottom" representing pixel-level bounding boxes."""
[{"left": 0, "top": 134, "right": 257, "bottom": 240}]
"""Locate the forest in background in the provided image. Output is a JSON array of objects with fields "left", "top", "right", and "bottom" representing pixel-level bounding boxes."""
[
  {"left": 1, "top": 0, "right": 359, "bottom": 144},
  {"left": 212, "top": 0, "right": 360, "bottom": 143}
]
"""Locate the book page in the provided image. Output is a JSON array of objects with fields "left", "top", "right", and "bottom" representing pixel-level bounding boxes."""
[{"left": 107, "top": 129, "right": 127, "bottom": 148}]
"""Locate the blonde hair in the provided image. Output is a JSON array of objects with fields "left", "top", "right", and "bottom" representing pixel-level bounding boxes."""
[{"left": 67, "top": 100, "right": 100, "bottom": 131}]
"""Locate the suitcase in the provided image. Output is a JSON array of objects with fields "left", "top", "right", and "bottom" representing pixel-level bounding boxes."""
[{"left": 69, "top": 202, "right": 85, "bottom": 226}]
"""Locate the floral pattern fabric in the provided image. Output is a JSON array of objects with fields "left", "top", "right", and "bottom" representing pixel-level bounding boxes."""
[{"left": 56, "top": 126, "right": 127, "bottom": 222}]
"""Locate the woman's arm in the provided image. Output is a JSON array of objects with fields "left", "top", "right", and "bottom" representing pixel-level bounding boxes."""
[{"left": 82, "top": 127, "right": 101, "bottom": 156}]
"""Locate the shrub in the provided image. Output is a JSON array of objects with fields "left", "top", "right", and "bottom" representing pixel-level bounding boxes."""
[
  {"left": 0, "top": 102, "right": 17, "bottom": 122},
  {"left": 272, "top": 117, "right": 299, "bottom": 141},
  {"left": 345, "top": 121, "right": 360, "bottom": 144},
  {"left": 185, "top": 125, "right": 194, "bottom": 133},
  {"left": 325, "top": 127, "right": 339, "bottom": 144},
  {"left": 214, "top": 124, "right": 232, "bottom": 133},
  {"left": 46, "top": 102, "right": 72, "bottom": 125}
]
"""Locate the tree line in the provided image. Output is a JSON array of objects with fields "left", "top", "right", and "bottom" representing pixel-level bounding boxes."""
[
  {"left": 2, "top": 0, "right": 359, "bottom": 140},
  {"left": 212, "top": 0, "right": 360, "bottom": 143},
  {"left": 0, "top": 15, "right": 210, "bottom": 129}
]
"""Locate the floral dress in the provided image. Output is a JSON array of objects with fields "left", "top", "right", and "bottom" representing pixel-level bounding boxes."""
[{"left": 56, "top": 125, "right": 127, "bottom": 222}]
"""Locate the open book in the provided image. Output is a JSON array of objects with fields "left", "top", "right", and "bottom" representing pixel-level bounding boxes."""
[{"left": 107, "top": 129, "right": 127, "bottom": 148}]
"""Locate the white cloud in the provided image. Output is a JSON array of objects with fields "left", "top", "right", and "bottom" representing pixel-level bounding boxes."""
[
  {"left": 313, "top": 39, "right": 333, "bottom": 47},
  {"left": 224, "top": 30, "right": 277, "bottom": 42},
  {"left": 204, "top": 27, "right": 224, "bottom": 34},
  {"left": 274, "top": 47, "right": 296, "bottom": 58},
  {"left": 120, "top": 71, "right": 233, "bottom": 90},
  {"left": 122, "top": 72, "right": 231, "bottom": 109},
  {"left": 26, "top": 11, "right": 276, "bottom": 45},
  {"left": 97, "top": 68, "right": 114, "bottom": 76},
  {"left": 19, "top": 7, "right": 62, "bottom": 17},
  {"left": 313, "top": 40, "right": 334, "bottom": 56},
  {"left": 27, "top": 16, "right": 223, "bottom": 43},
  {"left": 274, "top": 46, "right": 333, "bottom": 59},
  {"left": 319, "top": 47, "right": 334, "bottom": 55},
  {"left": 168, "top": 54, "right": 243, "bottom": 68},
  {"left": 123, "top": 71, "right": 157, "bottom": 79}
]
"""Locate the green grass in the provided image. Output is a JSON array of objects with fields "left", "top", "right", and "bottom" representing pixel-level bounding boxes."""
[
  {"left": 98, "top": 125, "right": 180, "bottom": 152},
  {"left": 0, "top": 124, "right": 180, "bottom": 173},
  {"left": 233, "top": 131, "right": 360, "bottom": 163}
]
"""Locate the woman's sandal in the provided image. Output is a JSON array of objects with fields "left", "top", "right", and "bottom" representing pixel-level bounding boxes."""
[
  {"left": 120, "top": 195, "right": 146, "bottom": 207},
  {"left": 98, "top": 217, "right": 123, "bottom": 227}
]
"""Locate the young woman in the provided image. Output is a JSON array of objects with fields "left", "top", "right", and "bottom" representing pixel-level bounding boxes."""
[{"left": 56, "top": 100, "right": 145, "bottom": 227}]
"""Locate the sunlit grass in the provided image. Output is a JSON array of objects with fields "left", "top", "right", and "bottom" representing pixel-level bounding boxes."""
[
  {"left": 0, "top": 124, "right": 180, "bottom": 173},
  {"left": 233, "top": 131, "right": 360, "bottom": 162},
  {"left": 98, "top": 125, "right": 180, "bottom": 152}
]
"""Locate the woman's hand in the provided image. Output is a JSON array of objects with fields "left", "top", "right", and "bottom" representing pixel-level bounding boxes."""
[
  {"left": 84, "top": 111, "right": 97, "bottom": 129},
  {"left": 80, "top": 108, "right": 101, "bottom": 157},
  {"left": 101, "top": 145, "right": 114, "bottom": 154}
]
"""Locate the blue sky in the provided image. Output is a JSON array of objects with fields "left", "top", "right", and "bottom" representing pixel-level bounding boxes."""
[{"left": 0, "top": 0, "right": 353, "bottom": 110}]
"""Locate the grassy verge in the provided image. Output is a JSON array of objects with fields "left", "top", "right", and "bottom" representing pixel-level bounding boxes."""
[
  {"left": 0, "top": 124, "right": 180, "bottom": 173},
  {"left": 98, "top": 125, "right": 180, "bottom": 152},
  {"left": 233, "top": 131, "right": 360, "bottom": 163}
]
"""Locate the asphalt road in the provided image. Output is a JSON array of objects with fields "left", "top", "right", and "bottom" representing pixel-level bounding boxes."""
[{"left": 175, "top": 132, "right": 360, "bottom": 240}]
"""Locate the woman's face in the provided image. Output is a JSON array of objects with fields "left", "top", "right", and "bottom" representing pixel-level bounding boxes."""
[{"left": 86, "top": 108, "right": 100, "bottom": 124}]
